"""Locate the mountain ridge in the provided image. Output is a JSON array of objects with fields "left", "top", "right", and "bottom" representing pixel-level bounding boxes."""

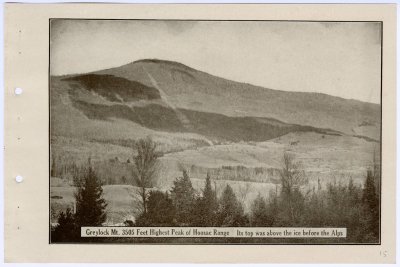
[
  {"left": 50, "top": 58, "right": 380, "bottom": 142},
  {"left": 54, "top": 58, "right": 379, "bottom": 105},
  {"left": 83, "top": 58, "right": 378, "bottom": 105}
]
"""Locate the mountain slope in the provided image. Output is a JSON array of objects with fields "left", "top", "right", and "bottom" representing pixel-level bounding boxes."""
[
  {"left": 51, "top": 59, "right": 380, "bottom": 143},
  {"left": 91, "top": 59, "right": 380, "bottom": 140}
]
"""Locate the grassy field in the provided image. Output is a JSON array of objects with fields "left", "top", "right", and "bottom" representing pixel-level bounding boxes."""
[
  {"left": 51, "top": 183, "right": 143, "bottom": 225},
  {"left": 51, "top": 130, "right": 378, "bottom": 226},
  {"left": 50, "top": 178, "right": 279, "bottom": 225},
  {"left": 162, "top": 131, "right": 378, "bottom": 183}
]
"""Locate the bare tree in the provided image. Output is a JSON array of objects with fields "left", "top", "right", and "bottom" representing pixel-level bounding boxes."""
[
  {"left": 280, "top": 153, "right": 306, "bottom": 192},
  {"left": 279, "top": 152, "right": 307, "bottom": 223},
  {"left": 132, "top": 137, "right": 160, "bottom": 214},
  {"left": 372, "top": 146, "right": 381, "bottom": 196},
  {"left": 238, "top": 182, "right": 251, "bottom": 206}
]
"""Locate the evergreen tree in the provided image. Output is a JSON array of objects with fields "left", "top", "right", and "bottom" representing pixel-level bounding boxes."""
[
  {"left": 74, "top": 162, "right": 107, "bottom": 227},
  {"left": 170, "top": 170, "right": 196, "bottom": 225},
  {"left": 267, "top": 188, "right": 279, "bottom": 226},
  {"left": 344, "top": 178, "right": 363, "bottom": 242},
  {"left": 362, "top": 170, "right": 379, "bottom": 240},
  {"left": 305, "top": 189, "right": 326, "bottom": 227},
  {"left": 250, "top": 194, "right": 272, "bottom": 226},
  {"left": 325, "top": 181, "right": 349, "bottom": 226},
  {"left": 192, "top": 173, "right": 218, "bottom": 226},
  {"left": 136, "top": 190, "right": 175, "bottom": 226},
  {"left": 346, "top": 177, "right": 362, "bottom": 211},
  {"left": 52, "top": 208, "right": 78, "bottom": 242},
  {"left": 217, "top": 184, "right": 248, "bottom": 226}
]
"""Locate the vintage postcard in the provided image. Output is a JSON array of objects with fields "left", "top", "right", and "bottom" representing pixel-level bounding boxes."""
[{"left": 4, "top": 3, "right": 396, "bottom": 263}]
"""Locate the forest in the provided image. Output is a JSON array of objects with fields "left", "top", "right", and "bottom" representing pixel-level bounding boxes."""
[{"left": 51, "top": 137, "right": 380, "bottom": 244}]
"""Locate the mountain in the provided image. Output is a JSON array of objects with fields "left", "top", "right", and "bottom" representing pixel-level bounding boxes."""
[
  {"left": 50, "top": 59, "right": 380, "bottom": 148},
  {"left": 95, "top": 59, "right": 380, "bottom": 138},
  {"left": 50, "top": 59, "right": 381, "bottom": 225}
]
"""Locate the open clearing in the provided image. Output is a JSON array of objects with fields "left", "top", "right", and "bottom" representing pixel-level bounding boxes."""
[{"left": 51, "top": 131, "right": 378, "bottom": 225}]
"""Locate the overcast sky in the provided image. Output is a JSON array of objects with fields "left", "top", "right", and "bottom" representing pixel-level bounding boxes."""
[{"left": 50, "top": 20, "right": 381, "bottom": 104}]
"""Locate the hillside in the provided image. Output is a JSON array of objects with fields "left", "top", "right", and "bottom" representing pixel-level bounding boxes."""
[
  {"left": 51, "top": 59, "right": 380, "bottom": 145},
  {"left": 93, "top": 59, "right": 380, "bottom": 140},
  {"left": 50, "top": 59, "right": 381, "bottom": 227},
  {"left": 50, "top": 77, "right": 339, "bottom": 146}
]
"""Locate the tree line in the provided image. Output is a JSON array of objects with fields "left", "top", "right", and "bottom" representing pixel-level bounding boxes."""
[{"left": 52, "top": 137, "right": 380, "bottom": 243}]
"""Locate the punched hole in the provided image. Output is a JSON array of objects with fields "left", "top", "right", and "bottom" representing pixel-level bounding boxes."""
[
  {"left": 15, "top": 175, "right": 23, "bottom": 183},
  {"left": 14, "top": 88, "right": 23, "bottom": 95}
]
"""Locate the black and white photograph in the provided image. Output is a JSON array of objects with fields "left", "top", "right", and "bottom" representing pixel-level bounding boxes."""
[{"left": 49, "top": 19, "right": 381, "bottom": 244}]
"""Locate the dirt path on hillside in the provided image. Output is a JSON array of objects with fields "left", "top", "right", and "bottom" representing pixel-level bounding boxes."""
[{"left": 144, "top": 68, "right": 192, "bottom": 130}]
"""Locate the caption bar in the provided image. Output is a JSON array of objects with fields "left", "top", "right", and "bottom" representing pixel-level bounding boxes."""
[{"left": 81, "top": 227, "right": 346, "bottom": 238}]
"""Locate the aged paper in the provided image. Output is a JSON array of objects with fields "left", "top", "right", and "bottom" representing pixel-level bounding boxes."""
[{"left": 4, "top": 3, "right": 396, "bottom": 263}]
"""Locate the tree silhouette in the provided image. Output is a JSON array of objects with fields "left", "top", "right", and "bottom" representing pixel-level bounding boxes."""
[
  {"left": 132, "top": 137, "right": 160, "bottom": 213},
  {"left": 52, "top": 208, "right": 78, "bottom": 242},
  {"left": 362, "top": 170, "right": 379, "bottom": 240},
  {"left": 193, "top": 173, "right": 218, "bottom": 226},
  {"left": 136, "top": 190, "right": 175, "bottom": 226},
  {"left": 217, "top": 184, "right": 248, "bottom": 226},
  {"left": 74, "top": 161, "right": 107, "bottom": 227},
  {"left": 278, "top": 152, "right": 307, "bottom": 225},
  {"left": 250, "top": 194, "right": 272, "bottom": 226},
  {"left": 170, "top": 170, "right": 196, "bottom": 225}
]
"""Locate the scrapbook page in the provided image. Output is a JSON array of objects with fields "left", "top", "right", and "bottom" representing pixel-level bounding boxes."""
[{"left": 4, "top": 3, "right": 396, "bottom": 263}]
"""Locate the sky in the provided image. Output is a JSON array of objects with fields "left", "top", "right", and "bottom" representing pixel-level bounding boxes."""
[{"left": 50, "top": 20, "right": 381, "bottom": 104}]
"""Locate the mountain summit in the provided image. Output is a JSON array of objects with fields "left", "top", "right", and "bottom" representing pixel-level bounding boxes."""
[{"left": 51, "top": 59, "right": 380, "bottom": 143}]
